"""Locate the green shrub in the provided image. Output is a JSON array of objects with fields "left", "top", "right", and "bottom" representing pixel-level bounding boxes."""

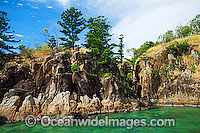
[
  {"left": 176, "top": 40, "right": 188, "bottom": 53},
  {"left": 127, "top": 72, "right": 132, "bottom": 78},
  {"left": 166, "top": 43, "right": 179, "bottom": 56},
  {"left": 178, "top": 65, "right": 185, "bottom": 71},
  {"left": 177, "top": 56, "right": 182, "bottom": 65},
  {"left": 166, "top": 40, "right": 189, "bottom": 57},
  {"left": 120, "top": 70, "right": 125, "bottom": 79},
  {"left": 21, "top": 61, "right": 29, "bottom": 67},
  {"left": 70, "top": 64, "right": 79, "bottom": 72},
  {"left": 164, "top": 59, "right": 169, "bottom": 64},
  {"left": 90, "top": 74, "right": 97, "bottom": 77},
  {"left": 26, "top": 54, "right": 32, "bottom": 58},
  {"left": 102, "top": 73, "right": 112, "bottom": 77},
  {"left": 191, "top": 66, "right": 195, "bottom": 73},
  {"left": 129, "top": 41, "right": 159, "bottom": 66},
  {"left": 123, "top": 82, "right": 131, "bottom": 91},
  {"left": 151, "top": 69, "right": 160, "bottom": 75}
]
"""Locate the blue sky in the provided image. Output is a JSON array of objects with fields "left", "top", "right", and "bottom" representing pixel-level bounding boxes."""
[{"left": 1, "top": 0, "right": 200, "bottom": 58}]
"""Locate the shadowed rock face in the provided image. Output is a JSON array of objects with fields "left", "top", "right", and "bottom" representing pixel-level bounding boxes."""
[{"left": 72, "top": 71, "right": 98, "bottom": 98}]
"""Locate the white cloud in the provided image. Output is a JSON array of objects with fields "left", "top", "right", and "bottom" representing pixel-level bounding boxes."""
[
  {"left": 28, "top": 0, "right": 48, "bottom": 2},
  {"left": 47, "top": 6, "right": 53, "bottom": 9},
  {"left": 6, "top": 33, "right": 13, "bottom": 36},
  {"left": 37, "top": 0, "right": 70, "bottom": 8},
  {"left": 31, "top": 6, "right": 40, "bottom": 9},
  {"left": 15, "top": 34, "right": 24, "bottom": 37},
  {"left": 3, "top": 1, "right": 8, "bottom": 3},
  {"left": 28, "top": 0, "right": 69, "bottom": 8},
  {"left": 110, "top": 0, "right": 200, "bottom": 58},
  {"left": 55, "top": 0, "right": 69, "bottom": 8},
  {"left": 17, "top": 3, "right": 23, "bottom": 6}
]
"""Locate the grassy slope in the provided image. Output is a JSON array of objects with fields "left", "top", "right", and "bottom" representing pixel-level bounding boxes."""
[{"left": 141, "top": 33, "right": 200, "bottom": 79}]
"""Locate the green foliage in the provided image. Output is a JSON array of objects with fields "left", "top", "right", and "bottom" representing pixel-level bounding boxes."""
[
  {"left": 21, "top": 61, "right": 29, "bottom": 67},
  {"left": 102, "top": 73, "right": 112, "bottom": 77},
  {"left": 190, "top": 14, "right": 200, "bottom": 34},
  {"left": 127, "top": 72, "right": 132, "bottom": 78},
  {"left": 191, "top": 66, "right": 195, "bottom": 73},
  {"left": 90, "top": 74, "right": 97, "bottom": 77},
  {"left": 0, "top": 11, "right": 20, "bottom": 69},
  {"left": 176, "top": 40, "right": 189, "bottom": 53},
  {"left": 82, "top": 16, "right": 115, "bottom": 74},
  {"left": 123, "top": 82, "right": 131, "bottom": 91},
  {"left": 151, "top": 69, "right": 160, "bottom": 75},
  {"left": 166, "top": 44, "right": 177, "bottom": 55},
  {"left": 58, "top": 7, "right": 86, "bottom": 50},
  {"left": 166, "top": 40, "right": 188, "bottom": 57},
  {"left": 0, "top": 51, "right": 10, "bottom": 70},
  {"left": 177, "top": 56, "right": 182, "bottom": 65},
  {"left": 42, "top": 28, "right": 57, "bottom": 49},
  {"left": 175, "top": 25, "right": 192, "bottom": 38},
  {"left": 70, "top": 63, "right": 79, "bottom": 72},
  {"left": 127, "top": 48, "right": 137, "bottom": 58},
  {"left": 0, "top": 11, "right": 20, "bottom": 53},
  {"left": 116, "top": 34, "right": 124, "bottom": 63},
  {"left": 128, "top": 41, "right": 158, "bottom": 66},
  {"left": 120, "top": 70, "right": 125, "bottom": 79},
  {"left": 18, "top": 45, "right": 33, "bottom": 58},
  {"left": 158, "top": 30, "right": 175, "bottom": 43},
  {"left": 178, "top": 65, "right": 186, "bottom": 71},
  {"left": 164, "top": 59, "right": 169, "bottom": 64},
  {"left": 83, "top": 16, "right": 113, "bottom": 64}
]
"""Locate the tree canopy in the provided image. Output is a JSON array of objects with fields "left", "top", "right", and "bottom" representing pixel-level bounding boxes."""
[
  {"left": 0, "top": 11, "right": 20, "bottom": 53},
  {"left": 57, "top": 7, "right": 86, "bottom": 50}
]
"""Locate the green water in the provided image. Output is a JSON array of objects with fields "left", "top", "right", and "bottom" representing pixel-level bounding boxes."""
[{"left": 0, "top": 107, "right": 200, "bottom": 133}]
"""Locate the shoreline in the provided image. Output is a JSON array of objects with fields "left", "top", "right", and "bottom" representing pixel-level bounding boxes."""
[{"left": 1, "top": 105, "right": 199, "bottom": 126}]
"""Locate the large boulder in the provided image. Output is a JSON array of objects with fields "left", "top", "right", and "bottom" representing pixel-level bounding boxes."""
[
  {"left": 0, "top": 95, "right": 22, "bottom": 121},
  {"left": 14, "top": 95, "right": 40, "bottom": 121},
  {"left": 47, "top": 91, "right": 71, "bottom": 114}
]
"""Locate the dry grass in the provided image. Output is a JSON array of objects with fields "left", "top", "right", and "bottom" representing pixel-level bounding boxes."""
[
  {"left": 33, "top": 45, "right": 53, "bottom": 58},
  {"left": 145, "top": 33, "right": 200, "bottom": 57},
  {"left": 79, "top": 48, "right": 90, "bottom": 54}
]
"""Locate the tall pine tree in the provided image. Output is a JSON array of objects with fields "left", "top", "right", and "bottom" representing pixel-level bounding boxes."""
[
  {"left": 0, "top": 11, "right": 20, "bottom": 69},
  {"left": 83, "top": 16, "right": 114, "bottom": 74},
  {"left": 118, "top": 34, "right": 124, "bottom": 63},
  {"left": 57, "top": 7, "right": 86, "bottom": 50},
  {"left": 0, "top": 11, "right": 20, "bottom": 53}
]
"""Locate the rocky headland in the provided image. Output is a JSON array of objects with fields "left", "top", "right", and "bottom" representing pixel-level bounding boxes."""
[{"left": 0, "top": 35, "right": 200, "bottom": 124}]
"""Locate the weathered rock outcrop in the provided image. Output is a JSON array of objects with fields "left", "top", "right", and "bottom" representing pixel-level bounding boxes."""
[
  {"left": 2, "top": 41, "right": 199, "bottom": 123},
  {"left": 0, "top": 51, "right": 139, "bottom": 123},
  {"left": 133, "top": 44, "right": 200, "bottom": 105}
]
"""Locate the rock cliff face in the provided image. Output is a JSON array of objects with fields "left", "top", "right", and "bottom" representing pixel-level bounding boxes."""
[
  {"left": 0, "top": 51, "right": 141, "bottom": 123},
  {"left": 0, "top": 41, "right": 200, "bottom": 123},
  {"left": 133, "top": 44, "right": 200, "bottom": 105}
]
